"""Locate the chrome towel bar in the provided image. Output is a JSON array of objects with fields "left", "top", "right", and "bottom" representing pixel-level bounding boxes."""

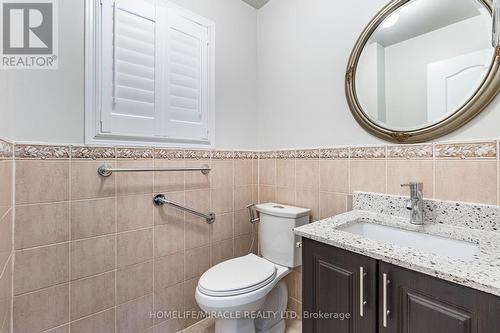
[
  {"left": 97, "top": 163, "right": 211, "bottom": 177},
  {"left": 153, "top": 194, "right": 216, "bottom": 224}
]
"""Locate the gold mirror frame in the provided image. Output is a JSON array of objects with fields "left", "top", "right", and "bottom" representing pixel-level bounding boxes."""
[{"left": 345, "top": 0, "right": 500, "bottom": 143}]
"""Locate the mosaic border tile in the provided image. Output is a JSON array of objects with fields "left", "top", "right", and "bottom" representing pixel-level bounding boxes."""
[
  {"left": 387, "top": 144, "right": 433, "bottom": 159},
  {"left": 14, "top": 144, "right": 70, "bottom": 159},
  {"left": 276, "top": 150, "right": 297, "bottom": 159},
  {"left": 184, "top": 150, "right": 211, "bottom": 160},
  {"left": 0, "top": 139, "right": 13, "bottom": 159},
  {"left": 435, "top": 141, "right": 497, "bottom": 159},
  {"left": 211, "top": 150, "right": 234, "bottom": 160},
  {"left": 116, "top": 147, "right": 154, "bottom": 159},
  {"left": 349, "top": 146, "right": 386, "bottom": 159},
  {"left": 234, "top": 151, "right": 259, "bottom": 159},
  {"left": 153, "top": 149, "right": 185, "bottom": 160},
  {"left": 259, "top": 151, "right": 278, "bottom": 159},
  {"left": 320, "top": 148, "right": 349, "bottom": 159},
  {"left": 71, "top": 146, "right": 116, "bottom": 160},
  {"left": 296, "top": 149, "right": 320, "bottom": 159}
]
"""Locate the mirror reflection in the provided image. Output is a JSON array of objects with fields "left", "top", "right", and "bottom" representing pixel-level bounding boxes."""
[{"left": 356, "top": 0, "right": 493, "bottom": 130}]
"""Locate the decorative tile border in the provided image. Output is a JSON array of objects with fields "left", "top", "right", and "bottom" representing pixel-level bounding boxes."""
[
  {"left": 116, "top": 147, "right": 154, "bottom": 159},
  {"left": 185, "top": 150, "right": 211, "bottom": 160},
  {"left": 0, "top": 139, "right": 13, "bottom": 159},
  {"left": 259, "top": 151, "right": 278, "bottom": 159},
  {"left": 71, "top": 146, "right": 116, "bottom": 160},
  {"left": 435, "top": 141, "right": 497, "bottom": 159},
  {"left": 234, "top": 151, "right": 258, "bottom": 159},
  {"left": 154, "top": 149, "right": 184, "bottom": 160},
  {"left": 320, "top": 148, "right": 349, "bottom": 159},
  {"left": 14, "top": 144, "right": 70, "bottom": 159},
  {"left": 211, "top": 150, "right": 234, "bottom": 160},
  {"left": 350, "top": 146, "right": 386, "bottom": 159},
  {"left": 387, "top": 144, "right": 433, "bottom": 159},
  {"left": 276, "top": 150, "right": 297, "bottom": 159},
  {"left": 296, "top": 149, "right": 320, "bottom": 159}
]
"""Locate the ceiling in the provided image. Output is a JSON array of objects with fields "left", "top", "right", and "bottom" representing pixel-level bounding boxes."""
[{"left": 241, "top": 0, "right": 271, "bottom": 9}]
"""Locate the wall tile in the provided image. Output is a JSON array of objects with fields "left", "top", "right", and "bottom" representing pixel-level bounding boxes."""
[
  {"left": 117, "top": 228, "right": 154, "bottom": 268},
  {"left": 70, "top": 272, "right": 115, "bottom": 320},
  {"left": 185, "top": 246, "right": 210, "bottom": 280},
  {"left": 154, "top": 222, "right": 184, "bottom": 258},
  {"left": 295, "top": 189, "right": 319, "bottom": 222},
  {"left": 296, "top": 160, "right": 319, "bottom": 190},
  {"left": 116, "top": 294, "right": 154, "bottom": 333},
  {"left": 211, "top": 239, "right": 234, "bottom": 266},
  {"left": 319, "top": 192, "right": 347, "bottom": 219},
  {"left": 319, "top": 160, "right": 349, "bottom": 193},
  {"left": 210, "top": 188, "right": 233, "bottom": 214},
  {"left": 117, "top": 194, "right": 154, "bottom": 232},
  {"left": 185, "top": 219, "right": 210, "bottom": 250},
  {"left": 259, "top": 186, "right": 276, "bottom": 203},
  {"left": 117, "top": 261, "right": 153, "bottom": 304},
  {"left": 154, "top": 285, "right": 183, "bottom": 325},
  {"left": 234, "top": 160, "right": 253, "bottom": 186},
  {"left": 210, "top": 160, "right": 234, "bottom": 188},
  {"left": 259, "top": 159, "right": 276, "bottom": 186},
  {"left": 13, "top": 283, "right": 69, "bottom": 333},
  {"left": 16, "top": 160, "right": 69, "bottom": 204},
  {"left": 154, "top": 191, "right": 185, "bottom": 226},
  {"left": 14, "top": 243, "right": 69, "bottom": 295},
  {"left": 0, "top": 212, "right": 12, "bottom": 271},
  {"left": 154, "top": 160, "right": 185, "bottom": 193},
  {"left": 0, "top": 161, "right": 12, "bottom": 218},
  {"left": 349, "top": 160, "right": 386, "bottom": 194},
  {"left": 154, "top": 253, "right": 184, "bottom": 290},
  {"left": 211, "top": 213, "right": 233, "bottom": 243},
  {"left": 276, "top": 187, "right": 295, "bottom": 206},
  {"left": 185, "top": 160, "right": 210, "bottom": 190},
  {"left": 71, "top": 161, "right": 115, "bottom": 200},
  {"left": 234, "top": 210, "right": 252, "bottom": 237},
  {"left": 116, "top": 160, "right": 154, "bottom": 196},
  {"left": 15, "top": 202, "right": 69, "bottom": 249},
  {"left": 234, "top": 186, "right": 253, "bottom": 211},
  {"left": 234, "top": 234, "right": 254, "bottom": 257},
  {"left": 276, "top": 159, "right": 295, "bottom": 188},
  {"left": 71, "top": 235, "right": 115, "bottom": 280},
  {"left": 70, "top": 308, "right": 115, "bottom": 333},
  {"left": 387, "top": 160, "right": 434, "bottom": 197},
  {"left": 435, "top": 160, "right": 497, "bottom": 205},
  {"left": 71, "top": 198, "right": 116, "bottom": 240}
]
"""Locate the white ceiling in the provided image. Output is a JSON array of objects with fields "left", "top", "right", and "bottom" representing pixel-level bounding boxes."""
[{"left": 241, "top": 0, "right": 270, "bottom": 9}]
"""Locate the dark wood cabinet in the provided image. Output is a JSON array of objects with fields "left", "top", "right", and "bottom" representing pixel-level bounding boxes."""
[
  {"left": 302, "top": 239, "right": 500, "bottom": 333},
  {"left": 302, "top": 238, "right": 377, "bottom": 333}
]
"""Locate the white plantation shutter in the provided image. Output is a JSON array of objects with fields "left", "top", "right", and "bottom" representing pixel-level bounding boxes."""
[{"left": 97, "top": 0, "right": 214, "bottom": 145}]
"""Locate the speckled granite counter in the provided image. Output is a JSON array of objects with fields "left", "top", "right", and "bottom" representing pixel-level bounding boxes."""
[{"left": 294, "top": 194, "right": 500, "bottom": 297}]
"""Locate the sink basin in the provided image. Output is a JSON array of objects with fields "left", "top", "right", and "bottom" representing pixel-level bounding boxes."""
[{"left": 339, "top": 221, "right": 478, "bottom": 260}]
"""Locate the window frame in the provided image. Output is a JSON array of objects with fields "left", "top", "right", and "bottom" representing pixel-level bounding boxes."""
[{"left": 84, "top": 0, "right": 215, "bottom": 148}]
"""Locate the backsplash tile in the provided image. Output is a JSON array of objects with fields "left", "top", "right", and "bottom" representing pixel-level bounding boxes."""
[
  {"left": 71, "top": 146, "right": 116, "bottom": 159},
  {"left": 387, "top": 144, "right": 433, "bottom": 159},
  {"left": 435, "top": 141, "right": 497, "bottom": 159},
  {"left": 14, "top": 144, "right": 70, "bottom": 159},
  {"left": 350, "top": 146, "right": 386, "bottom": 159}
]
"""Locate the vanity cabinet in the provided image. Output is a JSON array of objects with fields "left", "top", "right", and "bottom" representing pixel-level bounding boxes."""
[{"left": 302, "top": 239, "right": 500, "bottom": 333}]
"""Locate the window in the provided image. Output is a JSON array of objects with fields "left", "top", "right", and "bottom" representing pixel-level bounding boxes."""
[{"left": 85, "top": 0, "right": 215, "bottom": 147}]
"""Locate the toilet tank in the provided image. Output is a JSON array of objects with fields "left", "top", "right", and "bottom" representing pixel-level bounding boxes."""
[{"left": 255, "top": 203, "right": 310, "bottom": 268}]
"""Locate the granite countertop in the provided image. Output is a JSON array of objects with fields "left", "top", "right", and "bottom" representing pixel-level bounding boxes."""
[{"left": 294, "top": 210, "right": 500, "bottom": 297}]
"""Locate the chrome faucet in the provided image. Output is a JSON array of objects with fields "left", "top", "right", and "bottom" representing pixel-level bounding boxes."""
[{"left": 400, "top": 182, "right": 424, "bottom": 225}]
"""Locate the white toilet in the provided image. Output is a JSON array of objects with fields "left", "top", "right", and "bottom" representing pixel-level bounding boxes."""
[{"left": 195, "top": 203, "right": 310, "bottom": 333}]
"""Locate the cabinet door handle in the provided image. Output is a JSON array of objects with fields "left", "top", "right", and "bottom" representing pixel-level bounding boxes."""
[
  {"left": 382, "top": 273, "right": 391, "bottom": 328},
  {"left": 359, "top": 266, "right": 367, "bottom": 317}
]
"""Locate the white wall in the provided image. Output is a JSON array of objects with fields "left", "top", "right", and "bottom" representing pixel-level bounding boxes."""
[
  {"left": 257, "top": 0, "right": 500, "bottom": 149},
  {"left": 1, "top": 0, "right": 258, "bottom": 149}
]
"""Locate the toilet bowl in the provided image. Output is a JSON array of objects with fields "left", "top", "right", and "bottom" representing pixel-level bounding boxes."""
[{"left": 195, "top": 203, "right": 310, "bottom": 333}]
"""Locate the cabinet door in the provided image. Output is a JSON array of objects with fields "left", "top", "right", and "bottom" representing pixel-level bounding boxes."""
[
  {"left": 302, "top": 239, "right": 377, "bottom": 333},
  {"left": 379, "top": 262, "right": 500, "bottom": 333}
]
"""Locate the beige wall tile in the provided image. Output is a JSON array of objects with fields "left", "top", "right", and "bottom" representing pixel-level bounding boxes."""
[
  {"left": 252, "top": 160, "right": 259, "bottom": 185},
  {"left": 259, "top": 159, "right": 276, "bottom": 186},
  {"left": 0, "top": 211, "right": 12, "bottom": 271},
  {"left": 153, "top": 319, "right": 185, "bottom": 333},
  {"left": 117, "top": 261, "right": 153, "bottom": 304},
  {"left": 210, "top": 188, "right": 233, "bottom": 214},
  {"left": 116, "top": 160, "right": 154, "bottom": 196},
  {"left": 283, "top": 271, "right": 297, "bottom": 299},
  {"left": 319, "top": 192, "right": 347, "bottom": 219},
  {"left": 435, "top": 160, "right": 497, "bottom": 205},
  {"left": 13, "top": 283, "right": 69, "bottom": 333},
  {"left": 349, "top": 160, "right": 386, "bottom": 194},
  {"left": 116, "top": 294, "right": 154, "bottom": 333},
  {"left": 296, "top": 160, "right": 319, "bottom": 190},
  {"left": 154, "top": 191, "right": 185, "bottom": 226},
  {"left": 154, "top": 160, "right": 185, "bottom": 193},
  {"left": 259, "top": 186, "right": 276, "bottom": 203},
  {"left": 117, "top": 228, "right": 154, "bottom": 268},
  {"left": 185, "top": 189, "right": 210, "bottom": 220},
  {"left": 387, "top": 160, "right": 434, "bottom": 197},
  {"left": 185, "top": 219, "right": 210, "bottom": 250},
  {"left": 276, "top": 187, "right": 295, "bottom": 206},
  {"left": 154, "top": 222, "right": 184, "bottom": 257},
  {"left": 276, "top": 159, "right": 295, "bottom": 188},
  {"left": 117, "top": 194, "right": 154, "bottom": 232},
  {"left": 71, "top": 272, "right": 115, "bottom": 320},
  {"left": 16, "top": 160, "right": 69, "bottom": 204},
  {"left": 234, "top": 160, "right": 253, "bottom": 186},
  {"left": 234, "top": 210, "right": 252, "bottom": 237},
  {"left": 211, "top": 239, "right": 234, "bottom": 266},
  {"left": 211, "top": 213, "right": 233, "bottom": 243},
  {"left": 154, "top": 253, "right": 184, "bottom": 290},
  {"left": 14, "top": 243, "right": 69, "bottom": 295},
  {"left": 70, "top": 308, "right": 115, "bottom": 333},
  {"left": 185, "top": 160, "right": 210, "bottom": 190},
  {"left": 234, "top": 186, "right": 253, "bottom": 211},
  {"left": 182, "top": 277, "right": 199, "bottom": 311},
  {"left": 295, "top": 189, "right": 319, "bottom": 222},
  {"left": 71, "top": 198, "right": 116, "bottom": 240},
  {"left": 71, "top": 235, "right": 115, "bottom": 280},
  {"left": 185, "top": 246, "right": 210, "bottom": 280},
  {"left": 210, "top": 160, "right": 234, "bottom": 188},
  {"left": 15, "top": 202, "right": 69, "bottom": 249},
  {"left": 154, "top": 285, "right": 183, "bottom": 325},
  {"left": 71, "top": 161, "right": 115, "bottom": 200},
  {"left": 234, "top": 234, "right": 253, "bottom": 257},
  {"left": 0, "top": 161, "right": 12, "bottom": 218},
  {"left": 319, "top": 160, "right": 349, "bottom": 193}
]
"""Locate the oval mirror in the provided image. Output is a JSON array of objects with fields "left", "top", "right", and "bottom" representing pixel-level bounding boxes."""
[{"left": 346, "top": 0, "right": 500, "bottom": 143}]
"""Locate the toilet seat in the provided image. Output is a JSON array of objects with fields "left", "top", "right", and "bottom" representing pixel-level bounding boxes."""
[{"left": 198, "top": 254, "right": 277, "bottom": 297}]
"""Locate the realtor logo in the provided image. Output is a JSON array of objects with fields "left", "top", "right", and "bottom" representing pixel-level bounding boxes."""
[{"left": 1, "top": 0, "right": 58, "bottom": 69}]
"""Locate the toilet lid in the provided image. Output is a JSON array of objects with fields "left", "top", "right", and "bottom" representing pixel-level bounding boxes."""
[{"left": 198, "top": 254, "right": 277, "bottom": 297}]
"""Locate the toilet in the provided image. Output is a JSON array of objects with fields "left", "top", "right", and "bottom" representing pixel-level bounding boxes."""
[{"left": 195, "top": 203, "right": 310, "bottom": 333}]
